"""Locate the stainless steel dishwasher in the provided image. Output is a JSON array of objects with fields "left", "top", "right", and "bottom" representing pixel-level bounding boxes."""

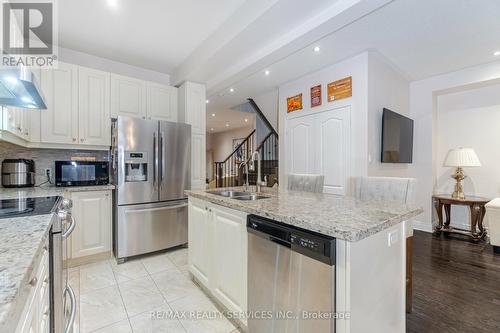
[{"left": 247, "top": 215, "right": 336, "bottom": 333}]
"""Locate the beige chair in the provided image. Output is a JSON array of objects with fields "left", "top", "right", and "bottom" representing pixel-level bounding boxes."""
[
  {"left": 353, "top": 176, "right": 416, "bottom": 314},
  {"left": 287, "top": 174, "right": 324, "bottom": 193}
]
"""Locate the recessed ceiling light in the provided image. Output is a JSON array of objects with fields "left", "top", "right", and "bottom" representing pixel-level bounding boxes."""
[
  {"left": 244, "top": 118, "right": 248, "bottom": 122},
  {"left": 313, "top": 46, "right": 320, "bottom": 53},
  {"left": 225, "top": 123, "right": 230, "bottom": 127},
  {"left": 229, "top": 88, "right": 234, "bottom": 93},
  {"left": 494, "top": 51, "right": 500, "bottom": 56},
  {"left": 205, "top": 99, "right": 210, "bottom": 104},
  {"left": 211, "top": 113, "right": 215, "bottom": 117},
  {"left": 264, "top": 70, "right": 270, "bottom": 76},
  {"left": 107, "top": 0, "right": 119, "bottom": 9},
  {"left": 210, "top": 128, "right": 214, "bottom": 131}
]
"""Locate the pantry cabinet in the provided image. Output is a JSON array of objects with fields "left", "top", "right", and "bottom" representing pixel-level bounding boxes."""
[
  {"left": 68, "top": 190, "right": 112, "bottom": 259},
  {"left": 78, "top": 67, "right": 111, "bottom": 146},
  {"left": 40, "top": 62, "right": 79, "bottom": 144},
  {"left": 179, "top": 82, "right": 206, "bottom": 189},
  {"left": 110, "top": 74, "right": 147, "bottom": 119},
  {"left": 188, "top": 198, "right": 247, "bottom": 321}
]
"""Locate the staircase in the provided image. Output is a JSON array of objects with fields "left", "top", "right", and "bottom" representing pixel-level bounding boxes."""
[{"left": 214, "top": 99, "right": 278, "bottom": 188}]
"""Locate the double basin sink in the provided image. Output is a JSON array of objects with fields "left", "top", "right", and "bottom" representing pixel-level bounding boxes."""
[{"left": 207, "top": 190, "right": 270, "bottom": 201}]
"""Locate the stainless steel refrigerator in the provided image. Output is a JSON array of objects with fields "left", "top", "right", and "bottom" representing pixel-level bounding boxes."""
[{"left": 111, "top": 116, "right": 191, "bottom": 262}]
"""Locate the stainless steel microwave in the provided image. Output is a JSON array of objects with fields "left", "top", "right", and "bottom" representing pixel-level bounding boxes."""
[{"left": 55, "top": 161, "right": 109, "bottom": 187}]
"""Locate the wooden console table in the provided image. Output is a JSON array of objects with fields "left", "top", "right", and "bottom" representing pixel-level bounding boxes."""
[{"left": 433, "top": 194, "right": 489, "bottom": 240}]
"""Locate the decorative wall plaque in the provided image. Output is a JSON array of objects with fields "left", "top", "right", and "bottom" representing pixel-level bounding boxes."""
[
  {"left": 287, "top": 93, "right": 303, "bottom": 113},
  {"left": 310, "top": 85, "right": 322, "bottom": 108},
  {"left": 327, "top": 76, "right": 352, "bottom": 102}
]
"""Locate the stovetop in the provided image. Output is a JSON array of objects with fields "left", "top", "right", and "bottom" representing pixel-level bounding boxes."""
[{"left": 0, "top": 196, "right": 60, "bottom": 219}]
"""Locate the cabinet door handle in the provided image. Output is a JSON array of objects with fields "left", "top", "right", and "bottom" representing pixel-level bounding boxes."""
[{"left": 29, "top": 276, "right": 38, "bottom": 286}]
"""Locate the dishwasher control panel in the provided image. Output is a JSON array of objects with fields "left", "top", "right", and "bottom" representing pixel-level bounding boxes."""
[{"left": 291, "top": 234, "right": 321, "bottom": 252}]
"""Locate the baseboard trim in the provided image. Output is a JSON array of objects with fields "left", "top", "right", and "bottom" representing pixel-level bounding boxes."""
[{"left": 68, "top": 251, "right": 112, "bottom": 268}]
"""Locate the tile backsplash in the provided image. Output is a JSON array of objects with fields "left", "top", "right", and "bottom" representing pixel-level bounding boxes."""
[{"left": 0, "top": 142, "right": 109, "bottom": 186}]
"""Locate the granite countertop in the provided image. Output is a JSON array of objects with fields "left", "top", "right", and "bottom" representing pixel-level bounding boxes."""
[
  {"left": 0, "top": 184, "right": 115, "bottom": 199},
  {"left": 186, "top": 187, "right": 423, "bottom": 242},
  {"left": 0, "top": 214, "right": 54, "bottom": 332}
]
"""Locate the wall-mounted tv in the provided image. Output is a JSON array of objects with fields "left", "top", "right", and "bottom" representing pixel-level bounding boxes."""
[{"left": 381, "top": 108, "right": 414, "bottom": 163}]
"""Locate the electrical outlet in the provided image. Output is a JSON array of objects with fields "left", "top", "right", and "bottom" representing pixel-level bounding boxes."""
[{"left": 45, "top": 168, "right": 52, "bottom": 181}]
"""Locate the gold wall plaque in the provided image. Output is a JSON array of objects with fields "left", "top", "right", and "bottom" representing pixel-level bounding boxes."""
[{"left": 327, "top": 76, "right": 352, "bottom": 102}]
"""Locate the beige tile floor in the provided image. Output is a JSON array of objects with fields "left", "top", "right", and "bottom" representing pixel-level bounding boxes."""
[{"left": 69, "top": 247, "right": 241, "bottom": 333}]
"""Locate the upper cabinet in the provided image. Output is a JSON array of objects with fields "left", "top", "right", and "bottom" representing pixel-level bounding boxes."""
[
  {"left": 110, "top": 74, "right": 147, "bottom": 119},
  {"left": 40, "top": 62, "right": 79, "bottom": 144},
  {"left": 179, "top": 82, "right": 206, "bottom": 134},
  {"left": 79, "top": 67, "right": 111, "bottom": 146},
  {"left": 146, "top": 82, "right": 178, "bottom": 121}
]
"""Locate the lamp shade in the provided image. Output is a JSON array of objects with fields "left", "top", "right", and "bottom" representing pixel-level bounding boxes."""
[{"left": 443, "top": 148, "right": 481, "bottom": 167}]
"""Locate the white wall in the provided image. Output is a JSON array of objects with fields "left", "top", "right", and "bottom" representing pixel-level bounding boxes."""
[
  {"left": 207, "top": 126, "right": 254, "bottom": 162},
  {"left": 278, "top": 52, "right": 369, "bottom": 189},
  {"left": 410, "top": 60, "right": 500, "bottom": 231},
  {"left": 435, "top": 84, "right": 500, "bottom": 228},
  {"left": 251, "top": 89, "right": 279, "bottom": 132},
  {"left": 367, "top": 52, "right": 411, "bottom": 177},
  {"left": 59, "top": 47, "right": 171, "bottom": 85}
]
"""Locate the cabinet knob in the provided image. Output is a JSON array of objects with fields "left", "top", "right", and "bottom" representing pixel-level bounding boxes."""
[
  {"left": 80, "top": 138, "right": 84, "bottom": 142},
  {"left": 29, "top": 277, "right": 38, "bottom": 286},
  {"left": 72, "top": 138, "right": 77, "bottom": 142}
]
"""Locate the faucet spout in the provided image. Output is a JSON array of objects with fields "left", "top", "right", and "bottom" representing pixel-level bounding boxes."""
[{"left": 251, "top": 151, "right": 265, "bottom": 192}]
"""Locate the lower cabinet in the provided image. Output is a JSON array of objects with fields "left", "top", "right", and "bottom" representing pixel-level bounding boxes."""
[
  {"left": 188, "top": 198, "right": 248, "bottom": 324},
  {"left": 16, "top": 240, "right": 50, "bottom": 333},
  {"left": 66, "top": 190, "right": 112, "bottom": 260}
]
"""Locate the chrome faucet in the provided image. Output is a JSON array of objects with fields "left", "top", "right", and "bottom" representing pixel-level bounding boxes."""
[
  {"left": 239, "top": 160, "right": 250, "bottom": 192},
  {"left": 250, "top": 151, "right": 267, "bottom": 192}
]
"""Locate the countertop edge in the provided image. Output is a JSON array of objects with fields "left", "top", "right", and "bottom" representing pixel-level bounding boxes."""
[{"left": 186, "top": 191, "right": 423, "bottom": 242}]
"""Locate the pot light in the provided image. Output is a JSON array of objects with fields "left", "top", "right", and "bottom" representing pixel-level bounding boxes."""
[
  {"left": 107, "top": 0, "right": 119, "bottom": 9},
  {"left": 210, "top": 128, "right": 214, "bottom": 131},
  {"left": 229, "top": 88, "right": 234, "bottom": 93},
  {"left": 211, "top": 113, "right": 216, "bottom": 117},
  {"left": 206, "top": 99, "right": 210, "bottom": 104},
  {"left": 494, "top": 51, "right": 500, "bottom": 56},
  {"left": 244, "top": 118, "right": 248, "bottom": 122},
  {"left": 313, "top": 46, "right": 320, "bottom": 53},
  {"left": 225, "top": 123, "right": 230, "bottom": 127},
  {"left": 264, "top": 70, "right": 270, "bottom": 76}
]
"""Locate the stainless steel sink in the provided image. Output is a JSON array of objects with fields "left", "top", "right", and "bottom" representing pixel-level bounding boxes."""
[
  {"left": 207, "top": 191, "right": 250, "bottom": 198},
  {"left": 231, "top": 195, "right": 271, "bottom": 201}
]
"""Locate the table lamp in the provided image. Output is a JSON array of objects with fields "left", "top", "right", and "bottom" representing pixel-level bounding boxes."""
[{"left": 443, "top": 147, "right": 481, "bottom": 200}]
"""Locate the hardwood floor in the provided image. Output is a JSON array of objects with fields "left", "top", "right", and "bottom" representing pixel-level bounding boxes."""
[{"left": 407, "top": 231, "right": 500, "bottom": 333}]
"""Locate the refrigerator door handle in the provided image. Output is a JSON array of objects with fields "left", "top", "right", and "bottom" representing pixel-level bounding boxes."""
[
  {"left": 160, "top": 131, "right": 165, "bottom": 186},
  {"left": 153, "top": 132, "right": 157, "bottom": 187}
]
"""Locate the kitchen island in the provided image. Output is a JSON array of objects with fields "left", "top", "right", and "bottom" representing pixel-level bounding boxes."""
[{"left": 185, "top": 187, "right": 422, "bottom": 333}]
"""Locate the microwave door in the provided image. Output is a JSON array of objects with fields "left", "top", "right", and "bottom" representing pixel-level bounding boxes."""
[
  {"left": 117, "top": 117, "right": 159, "bottom": 205},
  {"left": 159, "top": 121, "right": 191, "bottom": 202}
]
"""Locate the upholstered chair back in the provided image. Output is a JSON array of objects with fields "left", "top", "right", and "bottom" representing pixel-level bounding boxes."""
[{"left": 287, "top": 174, "right": 325, "bottom": 193}]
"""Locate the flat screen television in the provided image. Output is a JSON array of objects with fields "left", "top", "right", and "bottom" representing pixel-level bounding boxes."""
[{"left": 381, "top": 108, "right": 413, "bottom": 163}]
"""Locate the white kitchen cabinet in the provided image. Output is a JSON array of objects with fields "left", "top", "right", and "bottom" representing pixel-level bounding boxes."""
[
  {"left": 285, "top": 106, "right": 350, "bottom": 195},
  {"left": 211, "top": 204, "right": 248, "bottom": 317},
  {"left": 188, "top": 197, "right": 212, "bottom": 287},
  {"left": 40, "top": 62, "right": 79, "bottom": 144},
  {"left": 179, "top": 82, "right": 206, "bottom": 189},
  {"left": 191, "top": 133, "right": 206, "bottom": 190},
  {"left": 69, "top": 190, "right": 112, "bottom": 259},
  {"left": 179, "top": 81, "right": 206, "bottom": 134},
  {"left": 146, "top": 82, "right": 178, "bottom": 121},
  {"left": 16, "top": 239, "right": 49, "bottom": 333},
  {"left": 78, "top": 67, "right": 111, "bottom": 146},
  {"left": 110, "top": 74, "right": 147, "bottom": 119},
  {"left": 188, "top": 198, "right": 248, "bottom": 324}
]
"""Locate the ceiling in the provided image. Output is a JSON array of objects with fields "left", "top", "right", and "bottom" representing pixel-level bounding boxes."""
[
  {"left": 58, "top": 0, "right": 247, "bottom": 73},
  {"left": 206, "top": 107, "right": 255, "bottom": 133},
  {"left": 204, "top": 0, "right": 500, "bottom": 112},
  {"left": 57, "top": 0, "right": 500, "bottom": 121}
]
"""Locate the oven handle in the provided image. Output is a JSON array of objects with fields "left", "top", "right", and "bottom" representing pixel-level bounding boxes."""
[
  {"left": 62, "top": 214, "right": 76, "bottom": 239},
  {"left": 64, "top": 284, "right": 77, "bottom": 333}
]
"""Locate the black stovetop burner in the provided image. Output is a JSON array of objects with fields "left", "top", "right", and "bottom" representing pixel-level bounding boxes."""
[{"left": 0, "top": 196, "right": 60, "bottom": 219}]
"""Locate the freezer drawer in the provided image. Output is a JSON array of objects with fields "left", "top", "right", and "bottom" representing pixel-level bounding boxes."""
[{"left": 116, "top": 200, "right": 187, "bottom": 259}]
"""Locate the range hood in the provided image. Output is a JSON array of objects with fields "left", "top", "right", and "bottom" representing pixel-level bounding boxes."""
[{"left": 0, "top": 67, "right": 47, "bottom": 109}]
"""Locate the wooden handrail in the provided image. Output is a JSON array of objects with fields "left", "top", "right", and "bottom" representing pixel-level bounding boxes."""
[{"left": 219, "top": 129, "right": 255, "bottom": 164}]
